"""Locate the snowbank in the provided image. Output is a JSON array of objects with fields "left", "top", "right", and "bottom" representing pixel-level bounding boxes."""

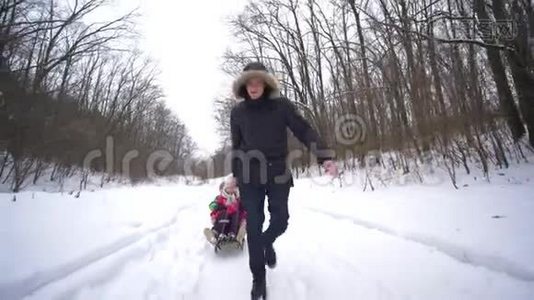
[{"left": 296, "top": 160, "right": 534, "bottom": 281}]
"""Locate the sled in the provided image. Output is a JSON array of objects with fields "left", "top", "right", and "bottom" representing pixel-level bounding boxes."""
[
  {"left": 203, "top": 220, "right": 246, "bottom": 253},
  {"left": 214, "top": 235, "right": 245, "bottom": 253}
]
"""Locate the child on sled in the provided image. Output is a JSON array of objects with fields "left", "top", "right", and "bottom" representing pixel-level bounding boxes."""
[{"left": 204, "top": 176, "right": 247, "bottom": 245}]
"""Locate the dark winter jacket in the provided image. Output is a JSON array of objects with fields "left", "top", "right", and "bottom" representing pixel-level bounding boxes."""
[{"left": 230, "top": 93, "right": 333, "bottom": 186}]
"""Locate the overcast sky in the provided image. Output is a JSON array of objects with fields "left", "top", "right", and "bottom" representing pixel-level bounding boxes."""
[{"left": 111, "top": 0, "right": 248, "bottom": 154}]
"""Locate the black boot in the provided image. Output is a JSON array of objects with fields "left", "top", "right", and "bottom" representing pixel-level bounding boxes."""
[
  {"left": 265, "top": 243, "right": 277, "bottom": 268},
  {"left": 251, "top": 271, "right": 267, "bottom": 299}
]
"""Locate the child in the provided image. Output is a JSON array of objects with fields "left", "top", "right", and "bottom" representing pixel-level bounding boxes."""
[{"left": 205, "top": 177, "right": 247, "bottom": 244}]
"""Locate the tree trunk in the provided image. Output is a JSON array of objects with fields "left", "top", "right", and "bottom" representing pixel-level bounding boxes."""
[{"left": 473, "top": 0, "right": 526, "bottom": 141}]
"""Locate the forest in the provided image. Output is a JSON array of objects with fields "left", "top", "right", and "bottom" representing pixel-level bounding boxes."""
[
  {"left": 1, "top": 0, "right": 533, "bottom": 191},
  {"left": 0, "top": 0, "right": 195, "bottom": 192},
  {"left": 211, "top": 0, "right": 534, "bottom": 188}
]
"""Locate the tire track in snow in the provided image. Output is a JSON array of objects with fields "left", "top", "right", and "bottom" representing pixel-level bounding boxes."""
[
  {"left": 62, "top": 203, "right": 209, "bottom": 300},
  {"left": 276, "top": 209, "right": 398, "bottom": 300},
  {"left": 0, "top": 203, "right": 197, "bottom": 300},
  {"left": 190, "top": 237, "right": 250, "bottom": 300},
  {"left": 304, "top": 206, "right": 534, "bottom": 282}
]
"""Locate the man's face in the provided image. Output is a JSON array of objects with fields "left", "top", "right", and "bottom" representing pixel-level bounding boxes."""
[{"left": 246, "top": 77, "right": 266, "bottom": 100}]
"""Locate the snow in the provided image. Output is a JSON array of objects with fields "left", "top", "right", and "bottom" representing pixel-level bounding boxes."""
[{"left": 1, "top": 163, "right": 534, "bottom": 299}]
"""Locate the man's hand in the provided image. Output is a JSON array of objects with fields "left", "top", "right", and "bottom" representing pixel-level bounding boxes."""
[{"left": 322, "top": 160, "right": 338, "bottom": 177}]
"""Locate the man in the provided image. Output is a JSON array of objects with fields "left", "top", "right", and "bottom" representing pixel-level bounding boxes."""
[{"left": 230, "top": 62, "right": 338, "bottom": 299}]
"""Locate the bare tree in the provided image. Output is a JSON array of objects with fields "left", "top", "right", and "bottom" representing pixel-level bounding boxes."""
[
  {"left": 0, "top": 0, "right": 195, "bottom": 191},
  {"left": 218, "top": 0, "right": 534, "bottom": 187}
]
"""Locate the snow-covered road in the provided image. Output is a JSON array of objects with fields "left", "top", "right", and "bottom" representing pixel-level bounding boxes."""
[
  {"left": 13, "top": 201, "right": 534, "bottom": 300},
  {"left": 2, "top": 167, "right": 534, "bottom": 300}
]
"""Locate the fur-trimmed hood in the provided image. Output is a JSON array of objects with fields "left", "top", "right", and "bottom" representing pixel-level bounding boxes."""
[{"left": 232, "top": 62, "right": 281, "bottom": 100}]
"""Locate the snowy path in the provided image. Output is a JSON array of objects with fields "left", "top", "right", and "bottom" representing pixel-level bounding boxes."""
[
  {"left": 11, "top": 196, "right": 533, "bottom": 299},
  {"left": 1, "top": 204, "right": 196, "bottom": 299},
  {"left": 2, "top": 173, "right": 534, "bottom": 300}
]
